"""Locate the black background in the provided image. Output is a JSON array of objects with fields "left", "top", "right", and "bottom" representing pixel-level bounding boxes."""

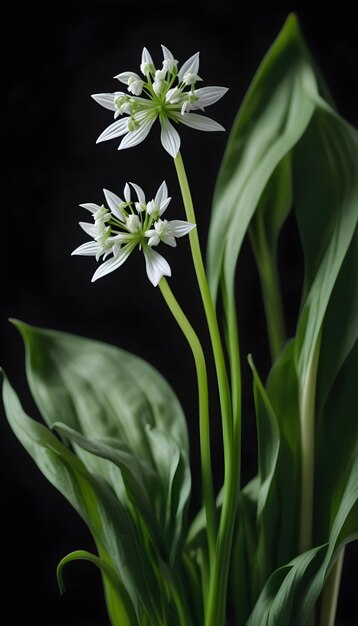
[{"left": 1, "top": 1, "right": 357, "bottom": 624}]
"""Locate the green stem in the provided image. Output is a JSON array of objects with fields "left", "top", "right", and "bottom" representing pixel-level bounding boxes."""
[
  {"left": 319, "top": 549, "right": 345, "bottom": 626},
  {"left": 174, "top": 152, "right": 232, "bottom": 447},
  {"left": 174, "top": 152, "right": 239, "bottom": 626},
  {"left": 299, "top": 337, "right": 321, "bottom": 554},
  {"left": 249, "top": 220, "right": 286, "bottom": 361},
  {"left": 158, "top": 277, "right": 216, "bottom": 569}
]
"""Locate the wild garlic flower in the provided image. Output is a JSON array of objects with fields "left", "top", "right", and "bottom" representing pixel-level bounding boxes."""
[
  {"left": 92, "top": 45, "right": 228, "bottom": 157},
  {"left": 72, "top": 182, "right": 195, "bottom": 286}
]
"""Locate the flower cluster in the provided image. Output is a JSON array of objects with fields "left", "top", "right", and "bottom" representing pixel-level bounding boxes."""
[
  {"left": 72, "top": 182, "right": 195, "bottom": 286},
  {"left": 92, "top": 45, "right": 228, "bottom": 157}
]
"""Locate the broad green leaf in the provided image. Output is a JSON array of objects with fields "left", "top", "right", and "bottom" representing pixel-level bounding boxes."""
[
  {"left": 207, "top": 13, "right": 316, "bottom": 303},
  {"left": 249, "top": 154, "right": 292, "bottom": 256},
  {"left": 53, "top": 422, "right": 190, "bottom": 563},
  {"left": 248, "top": 155, "right": 292, "bottom": 359},
  {"left": 15, "top": 321, "right": 188, "bottom": 454},
  {"left": 294, "top": 99, "right": 358, "bottom": 385},
  {"left": 246, "top": 545, "right": 326, "bottom": 626},
  {"left": 314, "top": 343, "right": 358, "bottom": 545},
  {"left": 52, "top": 423, "right": 159, "bottom": 543},
  {"left": 2, "top": 374, "right": 160, "bottom": 622},
  {"left": 316, "top": 237, "right": 358, "bottom": 414},
  {"left": 13, "top": 321, "right": 191, "bottom": 562}
]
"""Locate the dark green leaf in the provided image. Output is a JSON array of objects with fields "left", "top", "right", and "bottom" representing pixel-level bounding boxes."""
[
  {"left": 2, "top": 373, "right": 164, "bottom": 624},
  {"left": 13, "top": 321, "right": 191, "bottom": 562},
  {"left": 207, "top": 13, "right": 316, "bottom": 303}
]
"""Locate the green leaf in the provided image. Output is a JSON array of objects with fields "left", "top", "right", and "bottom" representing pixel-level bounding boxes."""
[
  {"left": 265, "top": 341, "right": 301, "bottom": 566},
  {"left": 207, "top": 13, "right": 316, "bottom": 303},
  {"left": 53, "top": 422, "right": 190, "bottom": 564},
  {"left": 294, "top": 99, "right": 358, "bottom": 386},
  {"left": 246, "top": 545, "right": 326, "bottom": 626},
  {"left": 316, "top": 237, "right": 358, "bottom": 414},
  {"left": 245, "top": 343, "right": 358, "bottom": 624},
  {"left": 248, "top": 355, "right": 280, "bottom": 591},
  {"left": 314, "top": 343, "right": 358, "bottom": 545},
  {"left": 13, "top": 321, "right": 191, "bottom": 562},
  {"left": 57, "top": 549, "right": 138, "bottom": 626},
  {"left": 2, "top": 373, "right": 158, "bottom": 622},
  {"left": 248, "top": 155, "right": 292, "bottom": 359}
]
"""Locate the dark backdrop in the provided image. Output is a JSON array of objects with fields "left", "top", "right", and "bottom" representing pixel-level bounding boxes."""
[{"left": 1, "top": 1, "right": 357, "bottom": 624}]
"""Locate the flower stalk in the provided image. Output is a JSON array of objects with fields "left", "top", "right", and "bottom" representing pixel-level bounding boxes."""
[
  {"left": 174, "top": 152, "right": 241, "bottom": 626},
  {"left": 158, "top": 277, "right": 217, "bottom": 570}
]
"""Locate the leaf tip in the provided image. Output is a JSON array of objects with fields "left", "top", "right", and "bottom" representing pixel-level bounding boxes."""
[
  {"left": 283, "top": 12, "right": 303, "bottom": 40},
  {"left": 247, "top": 353, "right": 254, "bottom": 368},
  {"left": 9, "top": 318, "right": 32, "bottom": 339},
  {"left": 56, "top": 563, "right": 66, "bottom": 595}
]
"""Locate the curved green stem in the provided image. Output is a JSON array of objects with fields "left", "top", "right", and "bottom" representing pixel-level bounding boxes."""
[
  {"left": 174, "top": 152, "right": 239, "bottom": 626},
  {"left": 158, "top": 277, "right": 216, "bottom": 570}
]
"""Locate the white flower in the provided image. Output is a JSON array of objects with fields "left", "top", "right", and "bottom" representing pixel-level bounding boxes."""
[
  {"left": 72, "top": 182, "right": 196, "bottom": 286},
  {"left": 92, "top": 45, "right": 228, "bottom": 158}
]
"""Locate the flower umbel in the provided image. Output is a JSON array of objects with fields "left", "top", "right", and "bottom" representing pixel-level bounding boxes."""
[
  {"left": 72, "top": 182, "right": 195, "bottom": 285},
  {"left": 92, "top": 45, "right": 228, "bottom": 157}
]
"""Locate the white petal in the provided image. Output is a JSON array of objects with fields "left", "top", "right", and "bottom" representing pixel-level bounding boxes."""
[
  {"left": 91, "top": 93, "right": 117, "bottom": 111},
  {"left": 162, "top": 236, "right": 177, "bottom": 247},
  {"left": 143, "top": 246, "right": 171, "bottom": 286},
  {"left": 96, "top": 118, "right": 129, "bottom": 143},
  {"left": 103, "top": 189, "right": 125, "bottom": 221},
  {"left": 114, "top": 71, "right": 141, "bottom": 84},
  {"left": 154, "top": 181, "right": 168, "bottom": 207},
  {"left": 130, "top": 182, "right": 146, "bottom": 204},
  {"left": 160, "top": 118, "right": 181, "bottom": 158},
  {"left": 166, "top": 219, "right": 196, "bottom": 237},
  {"left": 79, "top": 222, "right": 97, "bottom": 237},
  {"left": 158, "top": 197, "right": 171, "bottom": 216},
  {"left": 72, "top": 241, "right": 102, "bottom": 256},
  {"left": 178, "top": 52, "right": 200, "bottom": 82},
  {"left": 161, "top": 44, "right": 174, "bottom": 61},
  {"left": 176, "top": 112, "right": 225, "bottom": 132},
  {"left": 141, "top": 47, "right": 154, "bottom": 74},
  {"left": 79, "top": 203, "right": 101, "bottom": 213},
  {"left": 193, "top": 86, "right": 229, "bottom": 109},
  {"left": 123, "top": 183, "right": 131, "bottom": 203},
  {"left": 148, "top": 235, "right": 160, "bottom": 247},
  {"left": 118, "top": 117, "right": 156, "bottom": 150},
  {"left": 91, "top": 244, "right": 135, "bottom": 282}
]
